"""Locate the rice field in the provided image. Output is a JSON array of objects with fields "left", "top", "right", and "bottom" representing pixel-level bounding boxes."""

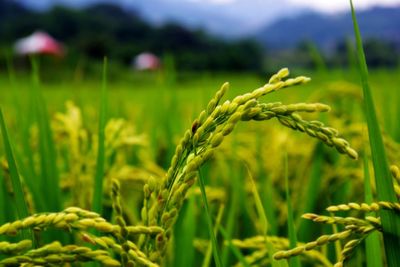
[{"left": 1, "top": 5, "right": 400, "bottom": 267}]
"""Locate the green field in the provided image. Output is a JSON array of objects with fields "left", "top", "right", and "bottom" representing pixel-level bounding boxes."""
[{"left": 0, "top": 63, "right": 399, "bottom": 267}]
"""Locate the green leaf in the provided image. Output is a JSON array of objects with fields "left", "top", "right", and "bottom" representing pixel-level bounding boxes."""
[
  {"left": 363, "top": 154, "right": 384, "bottom": 267},
  {"left": 92, "top": 57, "right": 108, "bottom": 215},
  {"left": 0, "top": 108, "right": 32, "bottom": 240},
  {"left": 0, "top": 156, "right": 6, "bottom": 225},
  {"left": 350, "top": 1, "right": 400, "bottom": 265}
]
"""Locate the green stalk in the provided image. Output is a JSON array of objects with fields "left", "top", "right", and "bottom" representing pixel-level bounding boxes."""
[
  {"left": 0, "top": 109, "right": 31, "bottom": 240},
  {"left": 35, "top": 94, "right": 61, "bottom": 212},
  {"left": 247, "top": 166, "right": 288, "bottom": 267},
  {"left": 306, "top": 41, "right": 326, "bottom": 73},
  {"left": 0, "top": 151, "right": 6, "bottom": 225},
  {"left": 363, "top": 153, "right": 384, "bottom": 267},
  {"left": 5, "top": 51, "right": 15, "bottom": 87},
  {"left": 30, "top": 56, "right": 61, "bottom": 212},
  {"left": 257, "top": 135, "right": 277, "bottom": 235},
  {"left": 218, "top": 225, "right": 250, "bottom": 267},
  {"left": 92, "top": 57, "right": 108, "bottom": 215},
  {"left": 221, "top": 144, "right": 242, "bottom": 266},
  {"left": 345, "top": 38, "right": 357, "bottom": 74},
  {"left": 350, "top": 1, "right": 400, "bottom": 265},
  {"left": 173, "top": 195, "right": 196, "bottom": 267},
  {"left": 197, "top": 167, "right": 222, "bottom": 267},
  {"left": 202, "top": 204, "right": 225, "bottom": 267},
  {"left": 284, "top": 153, "right": 301, "bottom": 267},
  {"left": 13, "top": 147, "right": 44, "bottom": 212}
]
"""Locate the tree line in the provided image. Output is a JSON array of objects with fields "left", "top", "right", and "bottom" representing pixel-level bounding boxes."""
[{"left": 0, "top": 1, "right": 263, "bottom": 71}]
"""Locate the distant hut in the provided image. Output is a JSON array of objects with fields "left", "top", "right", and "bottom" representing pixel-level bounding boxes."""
[
  {"left": 133, "top": 52, "right": 160, "bottom": 71},
  {"left": 14, "top": 31, "right": 64, "bottom": 57}
]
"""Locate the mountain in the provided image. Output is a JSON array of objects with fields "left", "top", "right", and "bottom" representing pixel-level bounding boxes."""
[
  {"left": 122, "top": 0, "right": 245, "bottom": 38},
  {"left": 121, "top": 0, "right": 305, "bottom": 38},
  {"left": 257, "top": 6, "right": 400, "bottom": 50},
  {"left": 14, "top": 0, "right": 305, "bottom": 38}
]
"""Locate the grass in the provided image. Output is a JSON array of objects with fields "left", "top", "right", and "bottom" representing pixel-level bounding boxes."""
[{"left": 0, "top": 109, "right": 31, "bottom": 241}]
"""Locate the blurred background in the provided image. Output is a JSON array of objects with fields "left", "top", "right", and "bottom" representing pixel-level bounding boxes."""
[{"left": 1, "top": 0, "right": 400, "bottom": 81}]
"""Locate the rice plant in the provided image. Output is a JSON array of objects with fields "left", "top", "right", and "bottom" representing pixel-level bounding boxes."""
[{"left": 0, "top": 67, "right": 363, "bottom": 266}]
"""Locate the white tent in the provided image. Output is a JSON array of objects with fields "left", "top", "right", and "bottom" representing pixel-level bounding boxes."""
[
  {"left": 133, "top": 52, "right": 160, "bottom": 70},
  {"left": 14, "top": 31, "right": 64, "bottom": 56}
]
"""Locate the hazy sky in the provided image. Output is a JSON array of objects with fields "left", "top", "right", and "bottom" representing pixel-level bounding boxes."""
[
  {"left": 187, "top": 0, "right": 400, "bottom": 11},
  {"left": 20, "top": 0, "right": 400, "bottom": 10},
  {"left": 287, "top": 0, "right": 400, "bottom": 12}
]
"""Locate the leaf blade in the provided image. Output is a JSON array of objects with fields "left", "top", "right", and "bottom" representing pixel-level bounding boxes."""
[
  {"left": 350, "top": 1, "right": 400, "bottom": 265},
  {"left": 0, "top": 108, "right": 31, "bottom": 240}
]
